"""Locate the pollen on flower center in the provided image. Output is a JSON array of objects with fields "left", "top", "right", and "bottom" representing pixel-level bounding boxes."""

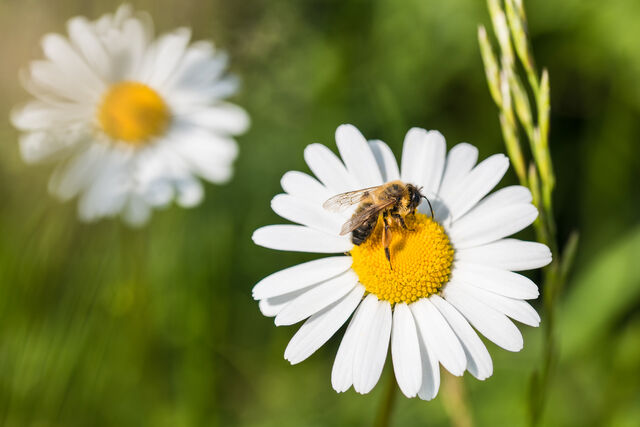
[
  {"left": 350, "top": 212, "right": 454, "bottom": 305},
  {"left": 97, "top": 81, "right": 170, "bottom": 145}
]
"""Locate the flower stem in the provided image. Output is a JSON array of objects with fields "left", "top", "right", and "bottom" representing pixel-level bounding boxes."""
[
  {"left": 374, "top": 369, "right": 398, "bottom": 427},
  {"left": 442, "top": 373, "right": 473, "bottom": 427}
]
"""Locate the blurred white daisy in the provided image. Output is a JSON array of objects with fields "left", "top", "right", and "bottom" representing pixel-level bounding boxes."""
[
  {"left": 252, "top": 124, "right": 551, "bottom": 400},
  {"left": 11, "top": 4, "right": 249, "bottom": 225}
]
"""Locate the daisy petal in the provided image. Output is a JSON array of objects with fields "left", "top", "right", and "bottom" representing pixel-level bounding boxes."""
[
  {"left": 280, "top": 171, "right": 331, "bottom": 204},
  {"left": 285, "top": 284, "right": 365, "bottom": 365},
  {"left": 391, "top": 303, "right": 422, "bottom": 398},
  {"left": 455, "top": 238, "right": 552, "bottom": 271},
  {"left": 11, "top": 101, "right": 88, "bottom": 131},
  {"left": 252, "top": 225, "right": 352, "bottom": 253},
  {"left": 259, "top": 288, "right": 311, "bottom": 317},
  {"left": 401, "top": 128, "right": 446, "bottom": 196},
  {"left": 451, "top": 262, "right": 539, "bottom": 299},
  {"left": 369, "top": 140, "right": 400, "bottom": 182},
  {"left": 335, "top": 124, "right": 383, "bottom": 187},
  {"left": 456, "top": 283, "right": 540, "bottom": 327},
  {"left": 143, "top": 28, "right": 192, "bottom": 86},
  {"left": 175, "top": 176, "right": 204, "bottom": 208},
  {"left": 443, "top": 154, "right": 509, "bottom": 221},
  {"left": 420, "top": 131, "right": 446, "bottom": 196},
  {"left": 430, "top": 295, "right": 493, "bottom": 380},
  {"left": 304, "top": 143, "right": 357, "bottom": 194},
  {"left": 122, "top": 195, "right": 152, "bottom": 226},
  {"left": 271, "top": 194, "right": 343, "bottom": 235},
  {"left": 444, "top": 283, "right": 523, "bottom": 352},
  {"left": 41, "top": 33, "right": 105, "bottom": 99},
  {"left": 183, "top": 102, "right": 250, "bottom": 135},
  {"left": 411, "top": 299, "right": 466, "bottom": 376},
  {"left": 332, "top": 295, "right": 376, "bottom": 392},
  {"left": 449, "top": 203, "right": 538, "bottom": 249},
  {"left": 438, "top": 142, "right": 478, "bottom": 196},
  {"left": 18, "top": 131, "right": 85, "bottom": 164},
  {"left": 275, "top": 271, "right": 358, "bottom": 326},
  {"left": 48, "top": 144, "right": 106, "bottom": 200},
  {"left": 252, "top": 256, "right": 352, "bottom": 300},
  {"left": 67, "top": 17, "right": 110, "bottom": 79},
  {"left": 352, "top": 298, "right": 392, "bottom": 394},
  {"left": 416, "top": 326, "right": 440, "bottom": 401}
]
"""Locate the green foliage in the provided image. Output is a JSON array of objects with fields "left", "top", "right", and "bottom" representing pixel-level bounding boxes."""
[{"left": 0, "top": 0, "right": 638, "bottom": 426}]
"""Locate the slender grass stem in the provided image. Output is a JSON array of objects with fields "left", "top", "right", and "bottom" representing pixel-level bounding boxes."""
[{"left": 442, "top": 373, "right": 473, "bottom": 427}]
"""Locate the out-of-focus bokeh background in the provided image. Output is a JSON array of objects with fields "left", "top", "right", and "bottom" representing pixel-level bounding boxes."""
[{"left": 0, "top": 0, "right": 639, "bottom": 425}]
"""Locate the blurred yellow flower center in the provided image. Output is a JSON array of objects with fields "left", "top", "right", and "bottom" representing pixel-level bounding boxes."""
[
  {"left": 350, "top": 213, "right": 454, "bottom": 304},
  {"left": 97, "top": 82, "right": 170, "bottom": 145}
]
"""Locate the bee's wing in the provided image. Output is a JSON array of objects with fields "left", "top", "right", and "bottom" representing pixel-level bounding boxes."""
[
  {"left": 340, "top": 200, "right": 395, "bottom": 235},
  {"left": 322, "top": 186, "right": 383, "bottom": 212}
]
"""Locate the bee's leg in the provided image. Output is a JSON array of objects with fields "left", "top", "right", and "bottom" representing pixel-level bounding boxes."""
[
  {"left": 382, "top": 211, "right": 393, "bottom": 269},
  {"left": 393, "top": 213, "right": 410, "bottom": 230}
]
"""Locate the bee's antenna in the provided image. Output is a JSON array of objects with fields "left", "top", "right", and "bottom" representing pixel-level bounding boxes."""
[{"left": 422, "top": 195, "right": 435, "bottom": 218}]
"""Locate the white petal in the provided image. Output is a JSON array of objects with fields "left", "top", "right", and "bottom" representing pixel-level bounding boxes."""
[
  {"left": 252, "top": 225, "right": 352, "bottom": 253},
  {"left": 332, "top": 295, "right": 376, "bottom": 392},
  {"left": 285, "top": 284, "right": 365, "bottom": 364},
  {"left": 442, "top": 154, "right": 510, "bottom": 221},
  {"left": 401, "top": 128, "right": 446, "bottom": 196},
  {"left": 27, "top": 61, "right": 92, "bottom": 104},
  {"left": 180, "top": 102, "right": 250, "bottom": 135},
  {"left": 448, "top": 203, "right": 538, "bottom": 249},
  {"left": 443, "top": 283, "right": 523, "bottom": 352},
  {"left": 391, "top": 303, "right": 422, "bottom": 398},
  {"left": 421, "top": 131, "right": 446, "bottom": 195},
  {"left": 455, "top": 283, "right": 540, "bottom": 327},
  {"left": 369, "top": 140, "right": 400, "bottom": 182},
  {"left": 416, "top": 325, "right": 440, "bottom": 401},
  {"left": 170, "top": 128, "right": 238, "bottom": 183},
  {"left": 259, "top": 288, "right": 310, "bottom": 317},
  {"left": 76, "top": 150, "right": 131, "bottom": 222},
  {"left": 48, "top": 144, "right": 106, "bottom": 200},
  {"left": 41, "top": 33, "right": 105, "bottom": 99},
  {"left": 280, "top": 171, "right": 331, "bottom": 204},
  {"left": 352, "top": 299, "right": 392, "bottom": 394},
  {"left": 335, "top": 124, "right": 383, "bottom": 188},
  {"left": 165, "top": 42, "right": 226, "bottom": 92},
  {"left": 175, "top": 176, "right": 204, "bottom": 208},
  {"left": 430, "top": 295, "right": 493, "bottom": 380},
  {"left": 112, "top": 17, "right": 149, "bottom": 80},
  {"left": 67, "top": 17, "right": 110, "bottom": 79},
  {"left": 271, "top": 194, "right": 343, "bottom": 235},
  {"left": 275, "top": 271, "right": 359, "bottom": 326},
  {"left": 18, "top": 131, "right": 83, "bottom": 164},
  {"left": 11, "top": 101, "right": 88, "bottom": 131},
  {"left": 451, "top": 262, "right": 539, "bottom": 299},
  {"left": 304, "top": 143, "right": 358, "bottom": 193},
  {"left": 253, "top": 256, "right": 352, "bottom": 300},
  {"left": 142, "top": 27, "right": 192, "bottom": 86},
  {"left": 410, "top": 299, "right": 466, "bottom": 376},
  {"left": 455, "top": 238, "right": 552, "bottom": 271},
  {"left": 438, "top": 143, "right": 478, "bottom": 197},
  {"left": 122, "top": 195, "right": 152, "bottom": 226}
]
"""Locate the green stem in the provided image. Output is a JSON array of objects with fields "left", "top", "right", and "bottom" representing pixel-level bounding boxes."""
[
  {"left": 374, "top": 369, "right": 398, "bottom": 427},
  {"left": 442, "top": 373, "right": 473, "bottom": 427}
]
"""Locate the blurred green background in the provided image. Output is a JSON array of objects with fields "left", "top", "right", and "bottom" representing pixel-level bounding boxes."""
[{"left": 1, "top": 0, "right": 639, "bottom": 425}]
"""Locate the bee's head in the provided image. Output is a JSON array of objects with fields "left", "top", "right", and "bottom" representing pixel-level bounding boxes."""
[{"left": 407, "top": 184, "right": 423, "bottom": 210}]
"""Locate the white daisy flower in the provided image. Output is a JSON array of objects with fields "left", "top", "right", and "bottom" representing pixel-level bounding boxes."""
[
  {"left": 252, "top": 124, "right": 552, "bottom": 400},
  {"left": 11, "top": 4, "right": 249, "bottom": 225}
]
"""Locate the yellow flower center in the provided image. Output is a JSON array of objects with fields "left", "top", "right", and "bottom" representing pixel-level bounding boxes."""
[
  {"left": 350, "top": 212, "right": 454, "bottom": 304},
  {"left": 97, "top": 82, "right": 170, "bottom": 145}
]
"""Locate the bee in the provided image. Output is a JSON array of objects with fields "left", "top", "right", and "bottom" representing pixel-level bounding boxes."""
[{"left": 323, "top": 180, "right": 434, "bottom": 267}]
